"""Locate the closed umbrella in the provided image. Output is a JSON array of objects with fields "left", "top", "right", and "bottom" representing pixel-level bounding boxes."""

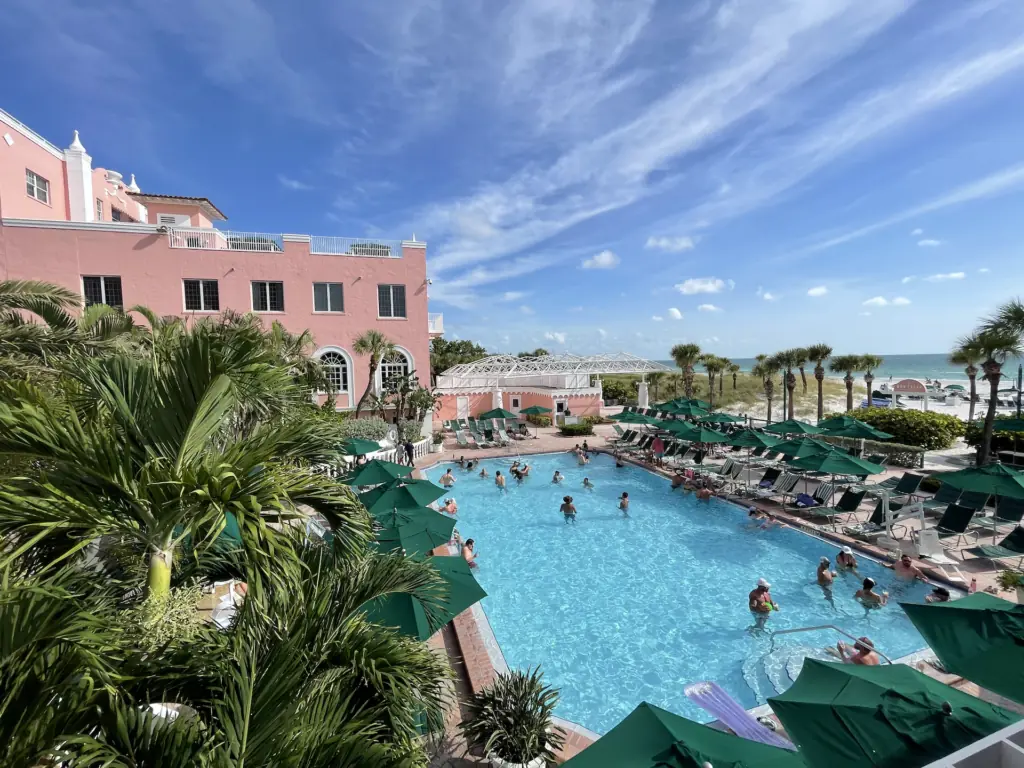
[
  {"left": 478, "top": 407, "right": 518, "bottom": 420},
  {"left": 901, "top": 593, "right": 1024, "bottom": 706},
  {"left": 373, "top": 515, "right": 456, "bottom": 560},
  {"left": 342, "top": 458, "right": 413, "bottom": 487},
  {"left": 359, "top": 478, "right": 446, "bottom": 515},
  {"left": 340, "top": 438, "right": 381, "bottom": 456},
  {"left": 561, "top": 701, "right": 803, "bottom": 768},
  {"left": 361, "top": 556, "right": 487, "bottom": 641},
  {"left": 769, "top": 659, "right": 1021, "bottom": 768},
  {"left": 763, "top": 419, "right": 825, "bottom": 435},
  {"left": 930, "top": 462, "right": 1024, "bottom": 542}
]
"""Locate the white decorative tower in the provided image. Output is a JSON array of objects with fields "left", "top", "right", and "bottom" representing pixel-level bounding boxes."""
[{"left": 64, "top": 130, "right": 95, "bottom": 222}]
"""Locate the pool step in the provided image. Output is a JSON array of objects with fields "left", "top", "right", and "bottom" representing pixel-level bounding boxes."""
[{"left": 743, "top": 644, "right": 834, "bottom": 704}]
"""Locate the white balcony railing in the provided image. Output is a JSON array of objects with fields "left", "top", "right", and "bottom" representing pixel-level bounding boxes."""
[
  {"left": 167, "top": 228, "right": 284, "bottom": 252},
  {"left": 309, "top": 236, "right": 402, "bottom": 258},
  {"left": 428, "top": 313, "right": 444, "bottom": 335}
]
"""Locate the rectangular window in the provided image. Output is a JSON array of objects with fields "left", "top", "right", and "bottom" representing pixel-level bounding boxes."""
[
  {"left": 377, "top": 284, "right": 407, "bottom": 318},
  {"left": 111, "top": 208, "right": 135, "bottom": 223},
  {"left": 26, "top": 169, "right": 50, "bottom": 204},
  {"left": 313, "top": 282, "right": 343, "bottom": 312},
  {"left": 95, "top": 198, "right": 103, "bottom": 221},
  {"left": 183, "top": 279, "right": 220, "bottom": 311},
  {"left": 82, "top": 276, "right": 123, "bottom": 309},
  {"left": 251, "top": 281, "right": 285, "bottom": 312}
]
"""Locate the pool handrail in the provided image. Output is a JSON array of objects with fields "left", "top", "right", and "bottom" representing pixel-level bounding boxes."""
[{"left": 768, "top": 624, "right": 894, "bottom": 664}]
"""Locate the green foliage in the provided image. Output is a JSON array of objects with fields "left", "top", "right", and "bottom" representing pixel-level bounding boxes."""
[
  {"left": 516, "top": 348, "right": 549, "bottom": 358},
  {"left": 118, "top": 584, "right": 206, "bottom": 653},
  {"left": 461, "top": 668, "right": 565, "bottom": 764},
  {"left": 525, "top": 414, "right": 551, "bottom": 427},
  {"left": 397, "top": 420, "right": 423, "bottom": 443},
  {"left": 558, "top": 422, "right": 594, "bottom": 437},
  {"left": 432, "top": 431, "right": 445, "bottom": 445},
  {"left": 997, "top": 570, "right": 1024, "bottom": 590},
  {"left": 821, "top": 435, "right": 926, "bottom": 468},
  {"left": 338, "top": 416, "right": 390, "bottom": 441},
  {"left": 831, "top": 407, "right": 966, "bottom": 450},
  {"left": 429, "top": 337, "right": 487, "bottom": 381},
  {"left": 602, "top": 379, "right": 633, "bottom": 403},
  {"left": 964, "top": 414, "right": 1024, "bottom": 451}
]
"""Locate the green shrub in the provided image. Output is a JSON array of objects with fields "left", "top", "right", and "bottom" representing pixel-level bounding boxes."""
[
  {"left": 582, "top": 414, "right": 611, "bottom": 426},
  {"left": 602, "top": 380, "right": 633, "bottom": 403},
  {"left": 820, "top": 436, "right": 926, "bottom": 468},
  {"left": 559, "top": 423, "right": 594, "bottom": 437},
  {"left": 829, "top": 407, "right": 966, "bottom": 450},
  {"left": 919, "top": 476, "right": 941, "bottom": 493},
  {"left": 338, "top": 416, "right": 389, "bottom": 441},
  {"left": 397, "top": 420, "right": 423, "bottom": 443},
  {"left": 964, "top": 414, "right": 1024, "bottom": 452},
  {"left": 526, "top": 414, "right": 551, "bottom": 427}
]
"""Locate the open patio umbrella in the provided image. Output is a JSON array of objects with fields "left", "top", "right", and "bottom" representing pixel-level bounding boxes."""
[
  {"left": 478, "top": 407, "right": 518, "bottom": 420},
  {"left": 519, "top": 404, "right": 553, "bottom": 436},
  {"left": 341, "top": 458, "right": 412, "bottom": 487},
  {"left": 822, "top": 422, "right": 894, "bottom": 440},
  {"left": 372, "top": 505, "right": 453, "bottom": 530},
  {"left": 772, "top": 436, "right": 834, "bottom": 459},
  {"left": 787, "top": 449, "right": 885, "bottom": 477},
  {"left": 613, "top": 411, "right": 660, "bottom": 425},
  {"left": 361, "top": 556, "right": 487, "bottom": 641},
  {"left": 373, "top": 514, "right": 456, "bottom": 559},
  {"left": 769, "top": 659, "right": 1021, "bottom": 768},
  {"left": 684, "top": 425, "right": 729, "bottom": 443},
  {"left": 763, "top": 419, "right": 825, "bottom": 435},
  {"left": 698, "top": 412, "right": 746, "bottom": 424},
  {"left": 340, "top": 437, "right": 381, "bottom": 456},
  {"left": 728, "top": 429, "right": 782, "bottom": 449},
  {"left": 359, "top": 478, "right": 446, "bottom": 515},
  {"left": 670, "top": 403, "right": 711, "bottom": 419},
  {"left": 901, "top": 593, "right": 1024, "bottom": 706},
  {"left": 561, "top": 701, "right": 803, "bottom": 768},
  {"left": 930, "top": 462, "right": 1024, "bottom": 541},
  {"left": 817, "top": 414, "right": 883, "bottom": 433}
]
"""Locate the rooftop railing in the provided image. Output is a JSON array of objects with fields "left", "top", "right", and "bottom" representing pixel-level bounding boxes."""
[
  {"left": 310, "top": 236, "right": 402, "bottom": 258},
  {"left": 166, "top": 228, "right": 403, "bottom": 258},
  {"left": 428, "top": 313, "right": 444, "bottom": 335}
]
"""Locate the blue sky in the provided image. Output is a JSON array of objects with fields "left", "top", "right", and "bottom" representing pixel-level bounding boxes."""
[{"left": 3, "top": 1, "right": 1024, "bottom": 359}]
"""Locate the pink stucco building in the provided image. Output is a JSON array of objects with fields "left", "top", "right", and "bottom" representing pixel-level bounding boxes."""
[{"left": 0, "top": 108, "right": 443, "bottom": 412}]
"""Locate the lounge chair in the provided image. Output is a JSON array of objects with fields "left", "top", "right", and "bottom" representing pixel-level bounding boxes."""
[
  {"left": 962, "top": 526, "right": 1024, "bottom": 568},
  {"left": 857, "top": 475, "right": 901, "bottom": 494},
  {"left": 972, "top": 496, "right": 1024, "bottom": 538},
  {"left": 859, "top": 472, "right": 923, "bottom": 499},
  {"left": 614, "top": 430, "right": 638, "bottom": 446},
  {"left": 740, "top": 467, "right": 781, "bottom": 497},
  {"left": 843, "top": 499, "right": 907, "bottom": 540},
  {"left": 800, "top": 489, "right": 866, "bottom": 528},
  {"left": 928, "top": 503, "right": 977, "bottom": 547},
  {"left": 753, "top": 472, "right": 798, "bottom": 500},
  {"left": 496, "top": 427, "right": 514, "bottom": 445},
  {"left": 611, "top": 424, "right": 625, "bottom": 438},
  {"left": 921, "top": 483, "right": 962, "bottom": 515},
  {"left": 956, "top": 490, "right": 990, "bottom": 511},
  {"left": 783, "top": 481, "right": 834, "bottom": 511},
  {"left": 865, "top": 453, "right": 888, "bottom": 466},
  {"left": 699, "top": 458, "right": 734, "bottom": 480},
  {"left": 676, "top": 450, "right": 706, "bottom": 468},
  {"left": 621, "top": 435, "right": 653, "bottom": 453},
  {"left": 455, "top": 430, "right": 472, "bottom": 449}
]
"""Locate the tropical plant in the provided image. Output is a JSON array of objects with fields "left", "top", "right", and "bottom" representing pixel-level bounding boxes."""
[
  {"left": 775, "top": 349, "right": 801, "bottom": 421},
  {"left": 647, "top": 371, "right": 667, "bottom": 402},
  {"left": 950, "top": 342, "right": 982, "bottom": 423},
  {"left": 843, "top": 406, "right": 966, "bottom": 450},
  {"left": 462, "top": 667, "right": 565, "bottom": 765},
  {"left": 957, "top": 327, "right": 1024, "bottom": 464},
  {"left": 861, "top": 354, "right": 885, "bottom": 406},
  {"left": 729, "top": 362, "right": 741, "bottom": 390},
  {"left": 670, "top": 343, "right": 702, "bottom": 399},
  {"left": 516, "top": 348, "right": 549, "bottom": 358},
  {"left": 806, "top": 343, "right": 833, "bottom": 421},
  {"left": 338, "top": 415, "right": 391, "bottom": 441},
  {"left": 793, "top": 347, "right": 809, "bottom": 395},
  {"left": 829, "top": 354, "right": 865, "bottom": 413},
  {"left": 752, "top": 355, "right": 780, "bottom": 423},
  {"left": 718, "top": 357, "right": 731, "bottom": 396},
  {"left": 997, "top": 569, "right": 1024, "bottom": 591},
  {"left": 353, "top": 329, "right": 397, "bottom": 417},
  {"left": 559, "top": 422, "right": 594, "bottom": 437},
  {"left": 430, "top": 337, "right": 488, "bottom": 383}
]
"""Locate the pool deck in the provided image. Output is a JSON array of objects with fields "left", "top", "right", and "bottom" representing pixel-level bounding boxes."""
[{"left": 418, "top": 422, "right": 1023, "bottom": 765}]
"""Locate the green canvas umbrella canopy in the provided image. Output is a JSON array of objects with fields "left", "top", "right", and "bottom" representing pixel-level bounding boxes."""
[
  {"left": 519, "top": 405, "right": 552, "bottom": 416},
  {"left": 684, "top": 425, "right": 729, "bottom": 443},
  {"left": 822, "top": 422, "right": 894, "bottom": 440},
  {"left": 373, "top": 515, "right": 456, "bottom": 559},
  {"left": 613, "top": 411, "right": 660, "bottom": 424},
  {"left": 359, "top": 478, "right": 447, "bottom": 515},
  {"left": 562, "top": 701, "right": 803, "bottom": 768},
  {"left": 340, "top": 437, "right": 381, "bottom": 456},
  {"left": 901, "top": 593, "right": 1024, "bottom": 706},
  {"left": 930, "top": 462, "right": 1024, "bottom": 500},
  {"left": 816, "top": 415, "right": 880, "bottom": 432},
  {"left": 371, "top": 504, "right": 454, "bottom": 530},
  {"left": 728, "top": 429, "right": 782, "bottom": 449},
  {"left": 478, "top": 407, "right": 518, "bottom": 420},
  {"left": 770, "top": 659, "right": 1020, "bottom": 768},
  {"left": 361, "top": 556, "right": 487, "bottom": 640},
  {"left": 763, "top": 419, "right": 825, "bottom": 435},
  {"left": 772, "top": 436, "right": 834, "bottom": 459},
  {"left": 698, "top": 412, "right": 746, "bottom": 424},
  {"left": 341, "top": 458, "right": 413, "bottom": 486},
  {"left": 671, "top": 403, "right": 711, "bottom": 419},
  {"left": 787, "top": 449, "right": 885, "bottom": 477}
]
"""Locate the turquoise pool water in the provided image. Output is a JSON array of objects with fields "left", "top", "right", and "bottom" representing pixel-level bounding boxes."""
[{"left": 426, "top": 452, "right": 934, "bottom": 735}]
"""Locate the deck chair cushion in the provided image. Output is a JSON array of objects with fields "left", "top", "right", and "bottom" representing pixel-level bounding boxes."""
[{"left": 935, "top": 503, "right": 976, "bottom": 536}]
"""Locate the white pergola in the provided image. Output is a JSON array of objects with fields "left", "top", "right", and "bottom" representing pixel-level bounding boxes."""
[{"left": 438, "top": 352, "right": 671, "bottom": 382}]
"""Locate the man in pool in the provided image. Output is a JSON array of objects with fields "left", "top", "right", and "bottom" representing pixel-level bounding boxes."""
[
  {"left": 696, "top": 486, "right": 714, "bottom": 502},
  {"left": 478, "top": 466, "right": 488, "bottom": 478},
  {"left": 583, "top": 477, "right": 595, "bottom": 490},
  {"left": 552, "top": 470, "right": 564, "bottom": 484},
  {"left": 892, "top": 553, "right": 927, "bottom": 581},
  {"left": 926, "top": 586, "right": 952, "bottom": 603},
  {"left": 836, "top": 546, "right": 858, "bottom": 571},
  {"left": 560, "top": 495, "right": 577, "bottom": 523},
  {"left": 461, "top": 538, "right": 478, "bottom": 568},
  {"left": 836, "top": 636, "right": 880, "bottom": 665},
  {"left": 618, "top": 492, "right": 630, "bottom": 517},
  {"left": 520, "top": 463, "right": 531, "bottom": 477},
  {"left": 817, "top": 556, "right": 836, "bottom": 586},
  {"left": 440, "top": 468, "right": 456, "bottom": 488},
  {"left": 578, "top": 451, "right": 589, "bottom": 466},
  {"left": 671, "top": 473, "right": 685, "bottom": 490},
  {"left": 855, "top": 577, "right": 888, "bottom": 606},
  {"left": 495, "top": 470, "right": 506, "bottom": 490},
  {"left": 457, "top": 456, "right": 466, "bottom": 468},
  {"left": 748, "top": 579, "right": 778, "bottom": 613},
  {"left": 442, "top": 498, "right": 458, "bottom": 516},
  {"left": 582, "top": 440, "right": 590, "bottom": 455}
]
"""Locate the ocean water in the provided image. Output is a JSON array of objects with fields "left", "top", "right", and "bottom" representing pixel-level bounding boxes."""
[
  {"left": 658, "top": 353, "right": 1024, "bottom": 384},
  {"left": 426, "top": 453, "right": 932, "bottom": 735}
]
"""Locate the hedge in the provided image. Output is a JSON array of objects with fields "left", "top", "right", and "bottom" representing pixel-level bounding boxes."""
[
  {"left": 826, "top": 407, "right": 965, "bottom": 451},
  {"left": 397, "top": 420, "right": 424, "bottom": 443},
  {"left": 559, "top": 423, "right": 594, "bottom": 437},
  {"left": 337, "top": 416, "right": 390, "bottom": 441},
  {"left": 526, "top": 414, "right": 551, "bottom": 427},
  {"left": 820, "top": 435, "right": 926, "bottom": 469},
  {"left": 964, "top": 414, "right": 1024, "bottom": 452}
]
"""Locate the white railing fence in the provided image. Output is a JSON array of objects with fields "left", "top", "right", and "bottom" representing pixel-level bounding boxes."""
[
  {"left": 311, "top": 438, "right": 431, "bottom": 480},
  {"left": 168, "top": 228, "right": 284, "bottom": 252},
  {"left": 310, "top": 236, "right": 402, "bottom": 258},
  {"left": 428, "top": 313, "right": 444, "bottom": 334}
]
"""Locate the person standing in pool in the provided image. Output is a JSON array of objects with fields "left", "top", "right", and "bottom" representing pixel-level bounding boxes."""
[
  {"left": 836, "top": 546, "right": 858, "bottom": 571},
  {"left": 836, "top": 636, "right": 880, "bottom": 665},
  {"left": 618, "top": 492, "right": 630, "bottom": 517},
  {"left": 817, "top": 556, "right": 836, "bottom": 586},
  {"left": 560, "top": 495, "right": 577, "bottom": 524},
  {"left": 495, "top": 471, "right": 506, "bottom": 491},
  {"left": 441, "top": 468, "right": 456, "bottom": 488},
  {"left": 552, "top": 470, "right": 564, "bottom": 484},
  {"left": 748, "top": 579, "right": 778, "bottom": 614},
  {"left": 478, "top": 466, "right": 488, "bottom": 478},
  {"left": 891, "top": 553, "right": 927, "bottom": 581},
  {"left": 855, "top": 577, "right": 888, "bottom": 606}
]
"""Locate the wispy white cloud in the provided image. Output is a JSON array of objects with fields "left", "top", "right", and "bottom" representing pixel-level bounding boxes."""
[
  {"left": 651, "top": 315, "right": 664, "bottom": 322},
  {"left": 901, "top": 276, "right": 916, "bottom": 284},
  {"left": 859, "top": 311, "right": 872, "bottom": 317},
  {"left": 581, "top": 249, "right": 620, "bottom": 269},
  {"left": 807, "top": 285, "right": 828, "bottom": 297},
  {"left": 544, "top": 331, "right": 567, "bottom": 344},
  {"left": 863, "top": 296, "right": 888, "bottom": 307},
  {"left": 646, "top": 235, "right": 695, "bottom": 253},
  {"left": 918, "top": 238, "right": 942, "bottom": 247},
  {"left": 892, "top": 296, "right": 911, "bottom": 306},
  {"left": 676, "top": 277, "right": 726, "bottom": 295},
  {"left": 501, "top": 290, "right": 527, "bottom": 301},
  {"left": 911, "top": 228, "right": 924, "bottom": 236},
  {"left": 597, "top": 328, "right": 607, "bottom": 338},
  {"left": 668, "top": 307, "right": 683, "bottom": 320},
  {"left": 926, "top": 272, "right": 966, "bottom": 281},
  {"left": 278, "top": 174, "right": 313, "bottom": 191},
  {"left": 519, "top": 304, "right": 535, "bottom": 314},
  {"left": 979, "top": 267, "right": 991, "bottom": 273},
  {"left": 698, "top": 303, "right": 722, "bottom": 312},
  {"left": 763, "top": 291, "right": 778, "bottom": 301}
]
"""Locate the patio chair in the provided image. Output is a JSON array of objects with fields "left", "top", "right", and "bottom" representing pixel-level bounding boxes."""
[
  {"left": 956, "top": 490, "right": 990, "bottom": 511},
  {"left": 740, "top": 467, "right": 781, "bottom": 496},
  {"left": 800, "top": 489, "right": 867, "bottom": 527},
  {"left": 611, "top": 424, "right": 625, "bottom": 437},
  {"left": 972, "top": 496, "right": 1024, "bottom": 538},
  {"left": 921, "top": 483, "right": 962, "bottom": 515},
  {"left": 496, "top": 427, "right": 514, "bottom": 445},
  {"left": 927, "top": 503, "right": 977, "bottom": 547},
  {"left": 699, "top": 458, "right": 734, "bottom": 479},
  {"left": 615, "top": 430, "right": 638, "bottom": 446},
  {"left": 865, "top": 453, "right": 888, "bottom": 466},
  {"left": 962, "top": 526, "right": 1024, "bottom": 569},
  {"left": 783, "top": 481, "right": 834, "bottom": 511},
  {"left": 856, "top": 475, "right": 901, "bottom": 494},
  {"left": 842, "top": 499, "right": 907, "bottom": 540},
  {"left": 753, "top": 472, "right": 798, "bottom": 500},
  {"left": 455, "top": 430, "right": 472, "bottom": 449},
  {"left": 676, "top": 450, "right": 706, "bottom": 468},
  {"left": 467, "top": 417, "right": 478, "bottom": 433}
]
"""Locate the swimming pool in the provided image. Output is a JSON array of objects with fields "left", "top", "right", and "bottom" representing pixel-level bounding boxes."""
[{"left": 426, "top": 452, "right": 934, "bottom": 735}]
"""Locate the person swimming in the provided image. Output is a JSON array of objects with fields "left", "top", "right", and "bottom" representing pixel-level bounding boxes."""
[
  {"left": 696, "top": 486, "right": 714, "bottom": 502},
  {"left": 552, "top": 471, "right": 564, "bottom": 484},
  {"left": 855, "top": 577, "right": 888, "bottom": 606},
  {"left": 466, "top": 460, "right": 475, "bottom": 471},
  {"left": 560, "top": 495, "right": 577, "bottom": 524},
  {"left": 577, "top": 452, "right": 589, "bottom": 466},
  {"left": 583, "top": 477, "right": 595, "bottom": 489},
  {"left": 520, "top": 463, "right": 531, "bottom": 477},
  {"left": 478, "top": 466, "right": 488, "bottom": 478},
  {"left": 443, "top": 498, "right": 458, "bottom": 516},
  {"left": 671, "top": 473, "right": 685, "bottom": 490},
  {"left": 836, "top": 636, "right": 880, "bottom": 665},
  {"left": 618, "top": 492, "right": 630, "bottom": 517}
]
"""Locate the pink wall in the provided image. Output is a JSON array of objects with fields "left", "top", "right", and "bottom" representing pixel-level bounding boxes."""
[
  {"left": 436, "top": 392, "right": 492, "bottom": 421},
  {"left": 0, "top": 119, "right": 69, "bottom": 221},
  {"left": 92, "top": 169, "right": 148, "bottom": 222},
  {"left": 436, "top": 391, "right": 602, "bottom": 422},
  {"left": 144, "top": 201, "right": 213, "bottom": 228},
  {"left": 0, "top": 222, "right": 430, "bottom": 406}
]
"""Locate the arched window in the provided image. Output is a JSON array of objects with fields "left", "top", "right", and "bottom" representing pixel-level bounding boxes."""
[
  {"left": 319, "top": 351, "right": 349, "bottom": 394},
  {"left": 379, "top": 348, "right": 412, "bottom": 391}
]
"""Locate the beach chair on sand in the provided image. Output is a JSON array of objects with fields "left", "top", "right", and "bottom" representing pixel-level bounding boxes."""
[
  {"left": 972, "top": 497, "right": 1024, "bottom": 538},
  {"left": 843, "top": 499, "right": 907, "bottom": 540},
  {"left": 926, "top": 503, "right": 977, "bottom": 548},
  {"left": 800, "top": 489, "right": 866, "bottom": 528},
  {"left": 921, "top": 483, "right": 962, "bottom": 515},
  {"left": 962, "top": 526, "right": 1024, "bottom": 569}
]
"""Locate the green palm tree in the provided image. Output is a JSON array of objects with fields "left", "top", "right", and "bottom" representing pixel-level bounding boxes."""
[
  {"left": 950, "top": 340, "right": 983, "bottom": 422},
  {"left": 960, "top": 326, "right": 1024, "bottom": 464},
  {"left": 729, "top": 362, "right": 741, "bottom": 390},
  {"left": 670, "top": 343, "right": 702, "bottom": 399},
  {"left": 647, "top": 371, "right": 666, "bottom": 402},
  {"left": 0, "top": 323, "right": 368, "bottom": 599},
  {"left": 775, "top": 349, "right": 801, "bottom": 421},
  {"left": 717, "top": 357, "right": 730, "bottom": 397},
  {"left": 752, "top": 355, "right": 781, "bottom": 423},
  {"left": 830, "top": 354, "right": 866, "bottom": 413},
  {"left": 806, "top": 343, "right": 833, "bottom": 421},
  {"left": 861, "top": 354, "right": 884, "bottom": 408},
  {"left": 353, "top": 330, "right": 396, "bottom": 417},
  {"left": 0, "top": 279, "right": 80, "bottom": 326},
  {"left": 793, "top": 347, "right": 809, "bottom": 394}
]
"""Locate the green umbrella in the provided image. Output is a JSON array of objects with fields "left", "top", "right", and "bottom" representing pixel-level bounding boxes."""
[
  {"left": 340, "top": 438, "right": 381, "bottom": 456},
  {"left": 684, "top": 425, "right": 729, "bottom": 443},
  {"left": 901, "top": 593, "right": 1024, "bottom": 707},
  {"left": 728, "top": 429, "right": 782, "bottom": 449},
  {"left": 822, "top": 422, "right": 894, "bottom": 440},
  {"left": 373, "top": 515, "right": 456, "bottom": 560},
  {"left": 342, "top": 458, "right": 413, "bottom": 487},
  {"left": 698, "top": 412, "right": 746, "bottom": 424},
  {"left": 519, "top": 405, "right": 552, "bottom": 416},
  {"left": 769, "top": 659, "right": 1021, "bottom": 768},
  {"left": 772, "top": 436, "right": 834, "bottom": 459},
  {"left": 763, "top": 419, "right": 825, "bottom": 435},
  {"left": 359, "top": 478, "right": 446, "bottom": 515},
  {"left": 372, "top": 505, "right": 454, "bottom": 530},
  {"left": 361, "top": 556, "right": 487, "bottom": 640},
  {"left": 931, "top": 462, "right": 1024, "bottom": 500},
  {"left": 670, "top": 403, "right": 711, "bottom": 419},
  {"left": 816, "top": 415, "right": 882, "bottom": 433},
  {"left": 478, "top": 407, "right": 518, "bottom": 420},
  {"left": 612, "top": 411, "right": 659, "bottom": 424},
  {"left": 787, "top": 449, "right": 885, "bottom": 477},
  {"left": 562, "top": 701, "right": 803, "bottom": 768}
]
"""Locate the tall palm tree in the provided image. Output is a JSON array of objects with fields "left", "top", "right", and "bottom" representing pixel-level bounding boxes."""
[
  {"left": 353, "top": 330, "right": 396, "bottom": 417},
  {"left": 830, "top": 354, "right": 865, "bottom": 413},
  {"left": 729, "top": 362, "right": 741, "bottom": 390},
  {"left": 793, "top": 347, "right": 809, "bottom": 394},
  {"left": 0, "top": 323, "right": 368, "bottom": 599},
  {"left": 775, "top": 349, "right": 801, "bottom": 421},
  {"left": 806, "top": 343, "right": 833, "bottom": 421},
  {"left": 950, "top": 341, "right": 983, "bottom": 422},
  {"left": 647, "top": 371, "right": 666, "bottom": 402},
  {"left": 752, "top": 355, "right": 781, "bottom": 423},
  {"left": 670, "top": 343, "right": 702, "bottom": 399},
  {"left": 960, "top": 327, "right": 1024, "bottom": 464},
  {"left": 718, "top": 357, "right": 731, "bottom": 396},
  {"left": 861, "top": 354, "right": 884, "bottom": 408},
  {"left": 700, "top": 354, "right": 717, "bottom": 408}
]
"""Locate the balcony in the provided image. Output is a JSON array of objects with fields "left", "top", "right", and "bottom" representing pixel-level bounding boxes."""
[
  {"left": 166, "top": 228, "right": 403, "bottom": 258},
  {"left": 428, "top": 313, "right": 444, "bottom": 337}
]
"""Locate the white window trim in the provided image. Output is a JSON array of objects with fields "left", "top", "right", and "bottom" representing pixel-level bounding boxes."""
[
  {"left": 377, "top": 283, "right": 407, "bottom": 319},
  {"left": 311, "top": 282, "right": 345, "bottom": 314},
  {"left": 82, "top": 275, "right": 123, "bottom": 308},
  {"left": 314, "top": 346, "right": 354, "bottom": 396},
  {"left": 95, "top": 198, "right": 104, "bottom": 221},
  {"left": 26, "top": 169, "right": 50, "bottom": 205},
  {"left": 251, "top": 280, "right": 285, "bottom": 313},
  {"left": 182, "top": 278, "right": 220, "bottom": 313},
  {"left": 375, "top": 344, "right": 415, "bottom": 393}
]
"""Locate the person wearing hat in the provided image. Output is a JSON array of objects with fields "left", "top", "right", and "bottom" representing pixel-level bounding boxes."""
[
  {"left": 748, "top": 578, "right": 779, "bottom": 614},
  {"left": 836, "top": 636, "right": 880, "bottom": 665},
  {"left": 816, "top": 556, "right": 836, "bottom": 586},
  {"left": 836, "top": 546, "right": 858, "bottom": 571},
  {"left": 926, "top": 586, "right": 952, "bottom": 603}
]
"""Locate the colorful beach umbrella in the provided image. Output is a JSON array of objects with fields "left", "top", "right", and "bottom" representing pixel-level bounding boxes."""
[
  {"left": 901, "top": 593, "right": 1024, "bottom": 707},
  {"left": 787, "top": 449, "right": 885, "bottom": 477},
  {"left": 763, "top": 419, "right": 824, "bottom": 435},
  {"left": 698, "top": 412, "right": 745, "bottom": 424},
  {"left": 727, "top": 429, "right": 782, "bottom": 449},
  {"left": 373, "top": 515, "right": 456, "bottom": 560},
  {"left": 341, "top": 458, "right": 413, "bottom": 487},
  {"left": 361, "top": 556, "right": 487, "bottom": 640},
  {"left": 772, "top": 436, "right": 833, "bottom": 459},
  {"left": 340, "top": 438, "right": 381, "bottom": 456},
  {"left": 769, "top": 659, "right": 1021, "bottom": 768},
  {"left": 359, "top": 478, "right": 446, "bottom": 515},
  {"left": 478, "top": 407, "right": 518, "bottom": 420},
  {"left": 561, "top": 701, "right": 803, "bottom": 768}
]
